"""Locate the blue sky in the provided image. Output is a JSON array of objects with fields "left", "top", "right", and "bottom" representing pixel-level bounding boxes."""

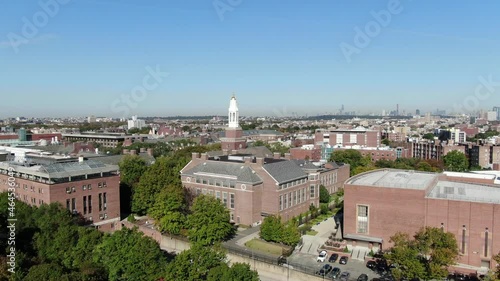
[{"left": 1, "top": 0, "right": 499, "bottom": 118}]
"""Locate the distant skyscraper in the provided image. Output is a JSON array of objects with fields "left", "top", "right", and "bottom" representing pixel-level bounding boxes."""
[
  {"left": 416, "top": 109, "right": 421, "bottom": 115},
  {"left": 493, "top": 106, "right": 500, "bottom": 121}
]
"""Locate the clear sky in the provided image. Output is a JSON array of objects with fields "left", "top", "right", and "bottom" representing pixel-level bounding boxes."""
[{"left": 1, "top": 0, "right": 499, "bottom": 118}]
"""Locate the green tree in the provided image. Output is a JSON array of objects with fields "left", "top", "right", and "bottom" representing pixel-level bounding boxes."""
[
  {"left": 385, "top": 227, "right": 459, "bottom": 280},
  {"left": 166, "top": 244, "right": 226, "bottom": 281},
  {"left": 281, "top": 220, "right": 301, "bottom": 247},
  {"left": 260, "top": 215, "right": 283, "bottom": 242},
  {"left": 132, "top": 156, "right": 183, "bottom": 215},
  {"left": 423, "top": 133, "right": 435, "bottom": 140},
  {"left": 187, "top": 195, "right": 235, "bottom": 246},
  {"left": 119, "top": 155, "right": 148, "bottom": 215},
  {"left": 329, "top": 149, "right": 372, "bottom": 176},
  {"left": 382, "top": 138, "right": 391, "bottom": 146},
  {"left": 93, "top": 227, "right": 167, "bottom": 281},
  {"left": 118, "top": 155, "right": 147, "bottom": 187},
  {"left": 319, "top": 185, "right": 330, "bottom": 203},
  {"left": 24, "top": 263, "right": 65, "bottom": 281},
  {"left": 149, "top": 186, "right": 186, "bottom": 235},
  {"left": 443, "top": 150, "right": 469, "bottom": 172}
]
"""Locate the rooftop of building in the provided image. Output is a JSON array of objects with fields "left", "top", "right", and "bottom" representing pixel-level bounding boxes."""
[
  {"left": 0, "top": 159, "right": 118, "bottom": 180},
  {"left": 181, "top": 161, "right": 263, "bottom": 184},
  {"left": 346, "top": 169, "right": 438, "bottom": 190},
  {"left": 427, "top": 180, "right": 500, "bottom": 204}
]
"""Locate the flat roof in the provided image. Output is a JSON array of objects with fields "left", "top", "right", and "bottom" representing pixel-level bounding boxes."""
[
  {"left": 346, "top": 169, "right": 438, "bottom": 190},
  {"left": 427, "top": 181, "right": 500, "bottom": 204}
]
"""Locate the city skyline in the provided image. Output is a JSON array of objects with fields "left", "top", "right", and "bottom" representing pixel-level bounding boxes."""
[{"left": 1, "top": 0, "right": 500, "bottom": 117}]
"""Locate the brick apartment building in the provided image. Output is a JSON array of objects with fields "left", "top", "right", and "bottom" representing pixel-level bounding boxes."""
[
  {"left": 315, "top": 127, "right": 381, "bottom": 148},
  {"left": 0, "top": 157, "right": 120, "bottom": 231},
  {"left": 343, "top": 169, "right": 500, "bottom": 273}
]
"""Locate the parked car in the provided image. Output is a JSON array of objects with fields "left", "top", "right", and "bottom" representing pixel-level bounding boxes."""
[
  {"left": 366, "top": 260, "right": 377, "bottom": 270},
  {"left": 328, "top": 253, "right": 339, "bottom": 263},
  {"left": 327, "top": 267, "right": 341, "bottom": 279},
  {"left": 339, "top": 256, "right": 348, "bottom": 265},
  {"left": 317, "top": 264, "right": 333, "bottom": 276},
  {"left": 317, "top": 250, "right": 328, "bottom": 262},
  {"left": 358, "top": 274, "right": 369, "bottom": 281},
  {"left": 340, "top": 271, "right": 350, "bottom": 281}
]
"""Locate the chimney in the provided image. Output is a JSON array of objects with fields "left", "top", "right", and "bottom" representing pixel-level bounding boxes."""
[
  {"left": 140, "top": 147, "right": 146, "bottom": 153},
  {"left": 256, "top": 157, "right": 264, "bottom": 166},
  {"left": 78, "top": 155, "right": 84, "bottom": 162},
  {"left": 122, "top": 149, "right": 129, "bottom": 155},
  {"left": 284, "top": 153, "right": 291, "bottom": 160},
  {"left": 130, "top": 150, "right": 137, "bottom": 155},
  {"left": 192, "top": 152, "right": 200, "bottom": 160},
  {"left": 200, "top": 153, "right": 208, "bottom": 160},
  {"left": 273, "top": 152, "right": 281, "bottom": 159},
  {"left": 147, "top": 148, "right": 153, "bottom": 157}
]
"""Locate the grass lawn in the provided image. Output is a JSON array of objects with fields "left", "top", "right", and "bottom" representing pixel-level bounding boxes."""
[
  {"left": 305, "top": 229, "right": 318, "bottom": 236},
  {"left": 245, "top": 238, "right": 285, "bottom": 256}
]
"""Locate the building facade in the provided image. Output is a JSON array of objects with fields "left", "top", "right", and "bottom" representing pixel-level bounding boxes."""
[
  {"left": 343, "top": 169, "right": 500, "bottom": 273},
  {"left": 181, "top": 152, "right": 349, "bottom": 226},
  {"left": 0, "top": 158, "right": 120, "bottom": 231}
]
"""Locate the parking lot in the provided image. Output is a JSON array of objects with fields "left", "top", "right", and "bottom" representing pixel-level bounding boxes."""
[{"left": 287, "top": 251, "right": 384, "bottom": 280}]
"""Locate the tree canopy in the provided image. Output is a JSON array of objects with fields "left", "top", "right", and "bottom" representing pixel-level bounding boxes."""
[
  {"left": 443, "top": 150, "right": 469, "bottom": 172},
  {"left": 385, "top": 227, "right": 459, "bottom": 280},
  {"left": 187, "top": 194, "right": 235, "bottom": 246}
]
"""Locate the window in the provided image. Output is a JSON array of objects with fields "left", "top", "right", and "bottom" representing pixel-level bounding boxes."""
[
  {"left": 88, "top": 195, "right": 92, "bottom": 213},
  {"left": 103, "top": 193, "right": 107, "bottom": 211},
  {"left": 357, "top": 205, "right": 368, "bottom": 234},
  {"left": 88, "top": 184, "right": 92, "bottom": 190},
  {"left": 310, "top": 185, "right": 315, "bottom": 198},
  {"left": 485, "top": 228, "right": 489, "bottom": 257},
  {"left": 66, "top": 199, "right": 70, "bottom": 210},
  {"left": 229, "top": 182, "right": 235, "bottom": 188},
  {"left": 196, "top": 178, "right": 201, "bottom": 183},
  {"left": 215, "top": 181, "right": 221, "bottom": 187},
  {"left": 71, "top": 198, "right": 76, "bottom": 212},
  {"left": 66, "top": 187, "right": 71, "bottom": 193},
  {"left": 279, "top": 195, "right": 283, "bottom": 211},
  {"left": 202, "top": 179, "right": 207, "bottom": 185},
  {"left": 196, "top": 188, "right": 201, "bottom": 195},
  {"left": 230, "top": 193, "right": 235, "bottom": 209},
  {"left": 223, "top": 192, "right": 228, "bottom": 207},
  {"left": 202, "top": 188, "right": 207, "bottom": 194},
  {"left": 294, "top": 190, "right": 298, "bottom": 205},
  {"left": 98, "top": 182, "right": 102, "bottom": 188},
  {"left": 83, "top": 185, "right": 87, "bottom": 191},
  {"left": 83, "top": 196, "right": 87, "bottom": 214},
  {"left": 216, "top": 191, "right": 221, "bottom": 200},
  {"left": 289, "top": 193, "right": 292, "bottom": 207},
  {"left": 99, "top": 193, "right": 102, "bottom": 211},
  {"left": 284, "top": 194, "right": 288, "bottom": 209},
  {"left": 298, "top": 190, "right": 301, "bottom": 203},
  {"left": 71, "top": 186, "right": 76, "bottom": 193},
  {"left": 462, "top": 225, "right": 466, "bottom": 254},
  {"left": 102, "top": 181, "right": 107, "bottom": 187},
  {"left": 208, "top": 190, "right": 214, "bottom": 196}
]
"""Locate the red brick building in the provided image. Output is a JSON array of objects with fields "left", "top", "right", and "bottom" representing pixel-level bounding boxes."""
[
  {"left": 315, "top": 127, "right": 380, "bottom": 148},
  {"left": 0, "top": 158, "right": 120, "bottom": 231},
  {"left": 181, "top": 152, "right": 349, "bottom": 226},
  {"left": 343, "top": 169, "right": 500, "bottom": 273}
]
